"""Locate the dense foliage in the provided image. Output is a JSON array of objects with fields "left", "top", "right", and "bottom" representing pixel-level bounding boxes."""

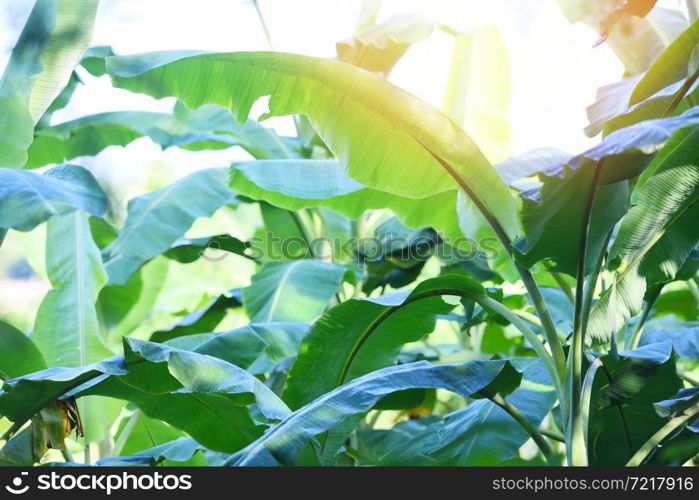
[{"left": 0, "top": 0, "right": 697, "bottom": 467}]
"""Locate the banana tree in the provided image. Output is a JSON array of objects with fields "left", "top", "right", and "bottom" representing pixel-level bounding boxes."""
[{"left": 0, "top": 0, "right": 697, "bottom": 467}]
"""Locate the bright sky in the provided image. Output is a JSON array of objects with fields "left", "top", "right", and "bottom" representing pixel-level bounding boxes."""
[{"left": 0, "top": 0, "right": 691, "bottom": 180}]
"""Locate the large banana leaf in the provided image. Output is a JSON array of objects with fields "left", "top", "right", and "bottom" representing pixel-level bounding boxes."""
[
  {"left": 0, "top": 0, "right": 98, "bottom": 167},
  {"left": 0, "top": 338, "right": 290, "bottom": 453},
  {"left": 105, "top": 50, "right": 520, "bottom": 242},
  {"left": 102, "top": 168, "right": 235, "bottom": 285},
  {"left": 357, "top": 359, "right": 556, "bottom": 465},
  {"left": 517, "top": 108, "right": 699, "bottom": 276},
  {"left": 26, "top": 103, "right": 303, "bottom": 169},
  {"left": 283, "top": 275, "right": 480, "bottom": 409},
  {"left": 630, "top": 18, "right": 699, "bottom": 105},
  {"left": 32, "top": 212, "right": 112, "bottom": 367},
  {"left": 226, "top": 359, "right": 521, "bottom": 466},
  {"left": 587, "top": 20, "right": 699, "bottom": 136},
  {"left": 31, "top": 211, "right": 117, "bottom": 441},
  {"left": 242, "top": 260, "right": 346, "bottom": 323},
  {"left": 230, "top": 160, "right": 462, "bottom": 244},
  {"left": 587, "top": 128, "right": 699, "bottom": 341},
  {"left": 0, "top": 164, "right": 106, "bottom": 231}
]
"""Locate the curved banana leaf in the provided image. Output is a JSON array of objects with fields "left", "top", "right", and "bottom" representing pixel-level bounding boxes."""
[
  {"left": 103, "top": 168, "right": 235, "bottom": 285},
  {"left": 0, "top": 164, "right": 107, "bottom": 231},
  {"left": 0, "top": 0, "right": 98, "bottom": 167},
  {"left": 601, "top": 77, "right": 699, "bottom": 136},
  {"left": 587, "top": 342, "right": 684, "bottom": 465},
  {"left": 517, "top": 108, "right": 699, "bottom": 276},
  {"left": 630, "top": 18, "right": 699, "bottom": 105},
  {"left": 226, "top": 359, "right": 521, "bottom": 465},
  {"left": 357, "top": 359, "right": 556, "bottom": 465},
  {"left": 242, "top": 260, "right": 346, "bottom": 323},
  {"left": 163, "top": 322, "right": 308, "bottom": 374},
  {"left": 585, "top": 75, "right": 643, "bottom": 137},
  {"left": 26, "top": 103, "right": 304, "bottom": 169},
  {"left": 494, "top": 148, "right": 572, "bottom": 189},
  {"left": 230, "top": 160, "right": 463, "bottom": 244},
  {"left": 189, "top": 322, "right": 308, "bottom": 368},
  {"left": 163, "top": 234, "right": 249, "bottom": 264},
  {"left": 587, "top": 128, "right": 699, "bottom": 341},
  {"left": 0, "top": 320, "right": 46, "bottom": 380},
  {"left": 283, "top": 274, "right": 482, "bottom": 409},
  {"left": 105, "top": 50, "right": 520, "bottom": 242},
  {"left": 588, "top": 19, "right": 699, "bottom": 137},
  {"left": 0, "top": 338, "right": 290, "bottom": 453}
]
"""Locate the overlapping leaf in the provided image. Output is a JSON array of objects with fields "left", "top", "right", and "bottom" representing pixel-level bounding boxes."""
[
  {"left": 0, "top": 0, "right": 98, "bottom": 167},
  {"left": 0, "top": 164, "right": 106, "bottom": 231},
  {"left": 105, "top": 50, "right": 520, "bottom": 243},
  {"left": 283, "top": 275, "right": 482, "bottom": 409},
  {"left": 102, "top": 168, "right": 235, "bottom": 285},
  {"left": 226, "top": 359, "right": 520, "bottom": 465}
]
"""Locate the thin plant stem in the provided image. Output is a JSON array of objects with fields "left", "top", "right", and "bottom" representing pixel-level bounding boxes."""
[
  {"left": 417, "top": 141, "right": 566, "bottom": 380},
  {"left": 483, "top": 391, "right": 556, "bottom": 464},
  {"left": 662, "top": 67, "right": 699, "bottom": 118},
  {"left": 252, "top": 0, "right": 274, "bottom": 49},
  {"left": 544, "top": 262, "right": 575, "bottom": 305},
  {"left": 61, "top": 449, "right": 75, "bottom": 463},
  {"left": 580, "top": 357, "right": 603, "bottom": 450},
  {"left": 628, "top": 285, "right": 663, "bottom": 350},
  {"left": 569, "top": 159, "right": 605, "bottom": 466},
  {"left": 112, "top": 411, "right": 142, "bottom": 457},
  {"left": 482, "top": 297, "right": 563, "bottom": 401}
]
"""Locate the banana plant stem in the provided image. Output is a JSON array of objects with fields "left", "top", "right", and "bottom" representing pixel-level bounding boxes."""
[
  {"left": 483, "top": 391, "right": 556, "bottom": 464},
  {"left": 569, "top": 159, "right": 605, "bottom": 466},
  {"left": 540, "top": 427, "right": 565, "bottom": 443},
  {"left": 628, "top": 285, "right": 662, "bottom": 350},
  {"left": 252, "top": 0, "right": 274, "bottom": 49},
  {"left": 544, "top": 262, "right": 575, "bottom": 305},
  {"left": 417, "top": 141, "right": 565, "bottom": 379},
  {"left": 516, "top": 263, "right": 567, "bottom": 382},
  {"left": 512, "top": 309, "right": 542, "bottom": 328},
  {"left": 482, "top": 297, "right": 563, "bottom": 402}
]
